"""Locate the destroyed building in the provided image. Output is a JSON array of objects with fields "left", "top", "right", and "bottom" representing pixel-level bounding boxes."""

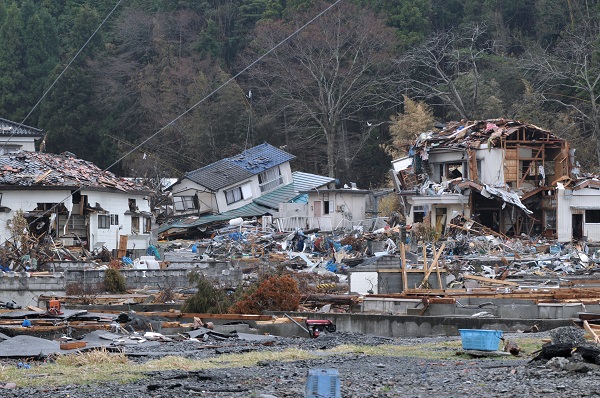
[
  {"left": 392, "top": 119, "right": 572, "bottom": 238},
  {"left": 160, "top": 143, "right": 336, "bottom": 238},
  {"left": 168, "top": 142, "right": 296, "bottom": 216},
  {"left": 0, "top": 150, "right": 152, "bottom": 255}
]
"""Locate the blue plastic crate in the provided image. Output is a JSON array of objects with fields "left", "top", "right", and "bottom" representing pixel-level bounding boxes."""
[
  {"left": 458, "top": 329, "right": 503, "bottom": 351},
  {"left": 305, "top": 369, "right": 341, "bottom": 398}
]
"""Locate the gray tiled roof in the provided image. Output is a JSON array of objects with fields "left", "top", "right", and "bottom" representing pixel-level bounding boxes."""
[
  {"left": 184, "top": 143, "right": 295, "bottom": 191},
  {"left": 0, "top": 117, "right": 43, "bottom": 137},
  {"left": 186, "top": 159, "right": 254, "bottom": 191}
]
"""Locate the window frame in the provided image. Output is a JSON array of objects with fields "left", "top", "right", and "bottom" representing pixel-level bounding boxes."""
[
  {"left": 586, "top": 209, "right": 600, "bottom": 224},
  {"left": 225, "top": 186, "right": 244, "bottom": 205},
  {"left": 131, "top": 216, "right": 140, "bottom": 234},
  {"left": 258, "top": 166, "right": 284, "bottom": 193},
  {"left": 98, "top": 214, "right": 110, "bottom": 229}
]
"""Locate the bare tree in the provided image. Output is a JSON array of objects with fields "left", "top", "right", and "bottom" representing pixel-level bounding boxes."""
[
  {"left": 522, "top": 17, "right": 600, "bottom": 168},
  {"left": 243, "top": 1, "right": 399, "bottom": 178},
  {"left": 396, "top": 23, "right": 494, "bottom": 120}
]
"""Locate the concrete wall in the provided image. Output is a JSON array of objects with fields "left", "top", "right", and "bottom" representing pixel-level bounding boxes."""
[
  {"left": 270, "top": 312, "right": 572, "bottom": 338},
  {"left": 0, "top": 260, "right": 242, "bottom": 307}
]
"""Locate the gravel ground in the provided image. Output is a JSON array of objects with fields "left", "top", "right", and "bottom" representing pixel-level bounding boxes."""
[{"left": 2, "top": 331, "right": 600, "bottom": 398}]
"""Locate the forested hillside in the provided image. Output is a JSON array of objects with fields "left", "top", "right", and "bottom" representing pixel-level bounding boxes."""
[{"left": 1, "top": 0, "right": 599, "bottom": 187}]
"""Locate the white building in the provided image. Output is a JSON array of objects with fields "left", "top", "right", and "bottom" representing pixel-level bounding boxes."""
[
  {"left": 0, "top": 151, "right": 152, "bottom": 254},
  {"left": 0, "top": 117, "right": 44, "bottom": 154},
  {"left": 556, "top": 179, "right": 600, "bottom": 242}
]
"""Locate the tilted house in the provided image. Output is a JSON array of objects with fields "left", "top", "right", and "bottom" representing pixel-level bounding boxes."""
[
  {"left": 0, "top": 151, "right": 152, "bottom": 255},
  {"left": 0, "top": 117, "right": 44, "bottom": 154},
  {"left": 392, "top": 119, "right": 571, "bottom": 238},
  {"left": 168, "top": 143, "right": 295, "bottom": 216}
]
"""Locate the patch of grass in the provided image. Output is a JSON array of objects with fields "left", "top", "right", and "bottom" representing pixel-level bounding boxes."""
[{"left": 0, "top": 337, "right": 545, "bottom": 389}]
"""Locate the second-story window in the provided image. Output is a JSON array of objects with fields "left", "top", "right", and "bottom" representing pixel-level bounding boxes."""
[
  {"left": 225, "top": 186, "right": 244, "bottom": 205},
  {"left": 258, "top": 166, "right": 283, "bottom": 193}
]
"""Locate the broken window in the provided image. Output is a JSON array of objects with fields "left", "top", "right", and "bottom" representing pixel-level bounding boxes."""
[
  {"left": 225, "top": 186, "right": 244, "bottom": 205},
  {"left": 446, "top": 163, "right": 463, "bottom": 179},
  {"left": 413, "top": 205, "right": 425, "bottom": 223},
  {"left": 173, "top": 196, "right": 198, "bottom": 211},
  {"left": 128, "top": 198, "right": 137, "bottom": 212},
  {"left": 98, "top": 215, "right": 110, "bottom": 229},
  {"left": 144, "top": 217, "right": 152, "bottom": 233},
  {"left": 586, "top": 210, "right": 600, "bottom": 223},
  {"left": 258, "top": 166, "right": 283, "bottom": 193},
  {"left": 131, "top": 216, "right": 140, "bottom": 234},
  {"left": 110, "top": 214, "right": 119, "bottom": 225},
  {"left": 322, "top": 193, "right": 333, "bottom": 215}
]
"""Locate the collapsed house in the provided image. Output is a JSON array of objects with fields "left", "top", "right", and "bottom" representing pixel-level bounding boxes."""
[
  {"left": 0, "top": 150, "right": 152, "bottom": 256},
  {"left": 160, "top": 143, "right": 337, "bottom": 237},
  {"left": 392, "top": 119, "right": 572, "bottom": 239}
]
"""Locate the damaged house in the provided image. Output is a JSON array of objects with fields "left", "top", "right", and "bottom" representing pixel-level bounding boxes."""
[
  {"left": 392, "top": 119, "right": 572, "bottom": 238},
  {"left": 161, "top": 143, "right": 335, "bottom": 237},
  {"left": 0, "top": 151, "right": 152, "bottom": 255},
  {"left": 168, "top": 142, "right": 296, "bottom": 216}
]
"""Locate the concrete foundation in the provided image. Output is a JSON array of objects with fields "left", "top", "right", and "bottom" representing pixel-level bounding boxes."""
[{"left": 269, "top": 311, "right": 572, "bottom": 338}]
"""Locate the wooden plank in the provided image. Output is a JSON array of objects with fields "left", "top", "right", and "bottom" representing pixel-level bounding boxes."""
[
  {"left": 117, "top": 235, "right": 128, "bottom": 258},
  {"left": 401, "top": 242, "right": 408, "bottom": 292},
  {"left": 464, "top": 274, "right": 519, "bottom": 286},
  {"left": 583, "top": 320, "right": 600, "bottom": 343},
  {"left": 418, "top": 243, "right": 445, "bottom": 289}
]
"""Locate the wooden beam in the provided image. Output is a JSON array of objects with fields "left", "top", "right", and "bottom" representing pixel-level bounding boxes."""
[
  {"left": 464, "top": 274, "right": 519, "bottom": 286},
  {"left": 419, "top": 243, "right": 445, "bottom": 289},
  {"left": 584, "top": 320, "right": 600, "bottom": 343},
  {"left": 401, "top": 242, "right": 408, "bottom": 292}
]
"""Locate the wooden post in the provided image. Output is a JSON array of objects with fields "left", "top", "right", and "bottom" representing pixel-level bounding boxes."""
[
  {"left": 419, "top": 243, "right": 445, "bottom": 289},
  {"left": 423, "top": 244, "right": 428, "bottom": 272},
  {"left": 401, "top": 242, "right": 408, "bottom": 292},
  {"left": 435, "top": 256, "right": 443, "bottom": 290}
]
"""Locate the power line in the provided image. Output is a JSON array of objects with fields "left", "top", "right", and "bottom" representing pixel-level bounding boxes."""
[
  {"left": 0, "top": 0, "right": 124, "bottom": 155},
  {"left": 2, "top": 0, "right": 343, "bottom": 251},
  {"left": 104, "top": 0, "right": 343, "bottom": 173}
]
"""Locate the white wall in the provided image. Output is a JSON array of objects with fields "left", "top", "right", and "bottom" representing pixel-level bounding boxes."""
[
  {"left": 170, "top": 179, "right": 216, "bottom": 214},
  {"left": 307, "top": 191, "right": 368, "bottom": 230},
  {"left": 0, "top": 189, "right": 151, "bottom": 252},
  {"left": 557, "top": 185, "right": 600, "bottom": 242},
  {"left": 0, "top": 136, "right": 38, "bottom": 152},
  {"left": 216, "top": 178, "right": 257, "bottom": 212},
  {"left": 0, "top": 190, "right": 72, "bottom": 244},
  {"left": 85, "top": 190, "right": 151, "bottom": 252},
  {"left": 476, "top": 146, "right": 505, "bottom": 186}
]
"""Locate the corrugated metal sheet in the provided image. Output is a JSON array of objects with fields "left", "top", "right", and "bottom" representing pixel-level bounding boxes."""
[
  {"left": 158, "top": 202, "right": 273, "bottom": 233},
  {"left": 253, "top": 171, "right": 335, "bottom": 209},
  {"left": 292, "top": 171, "right": 335, "bottom": 192}
]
